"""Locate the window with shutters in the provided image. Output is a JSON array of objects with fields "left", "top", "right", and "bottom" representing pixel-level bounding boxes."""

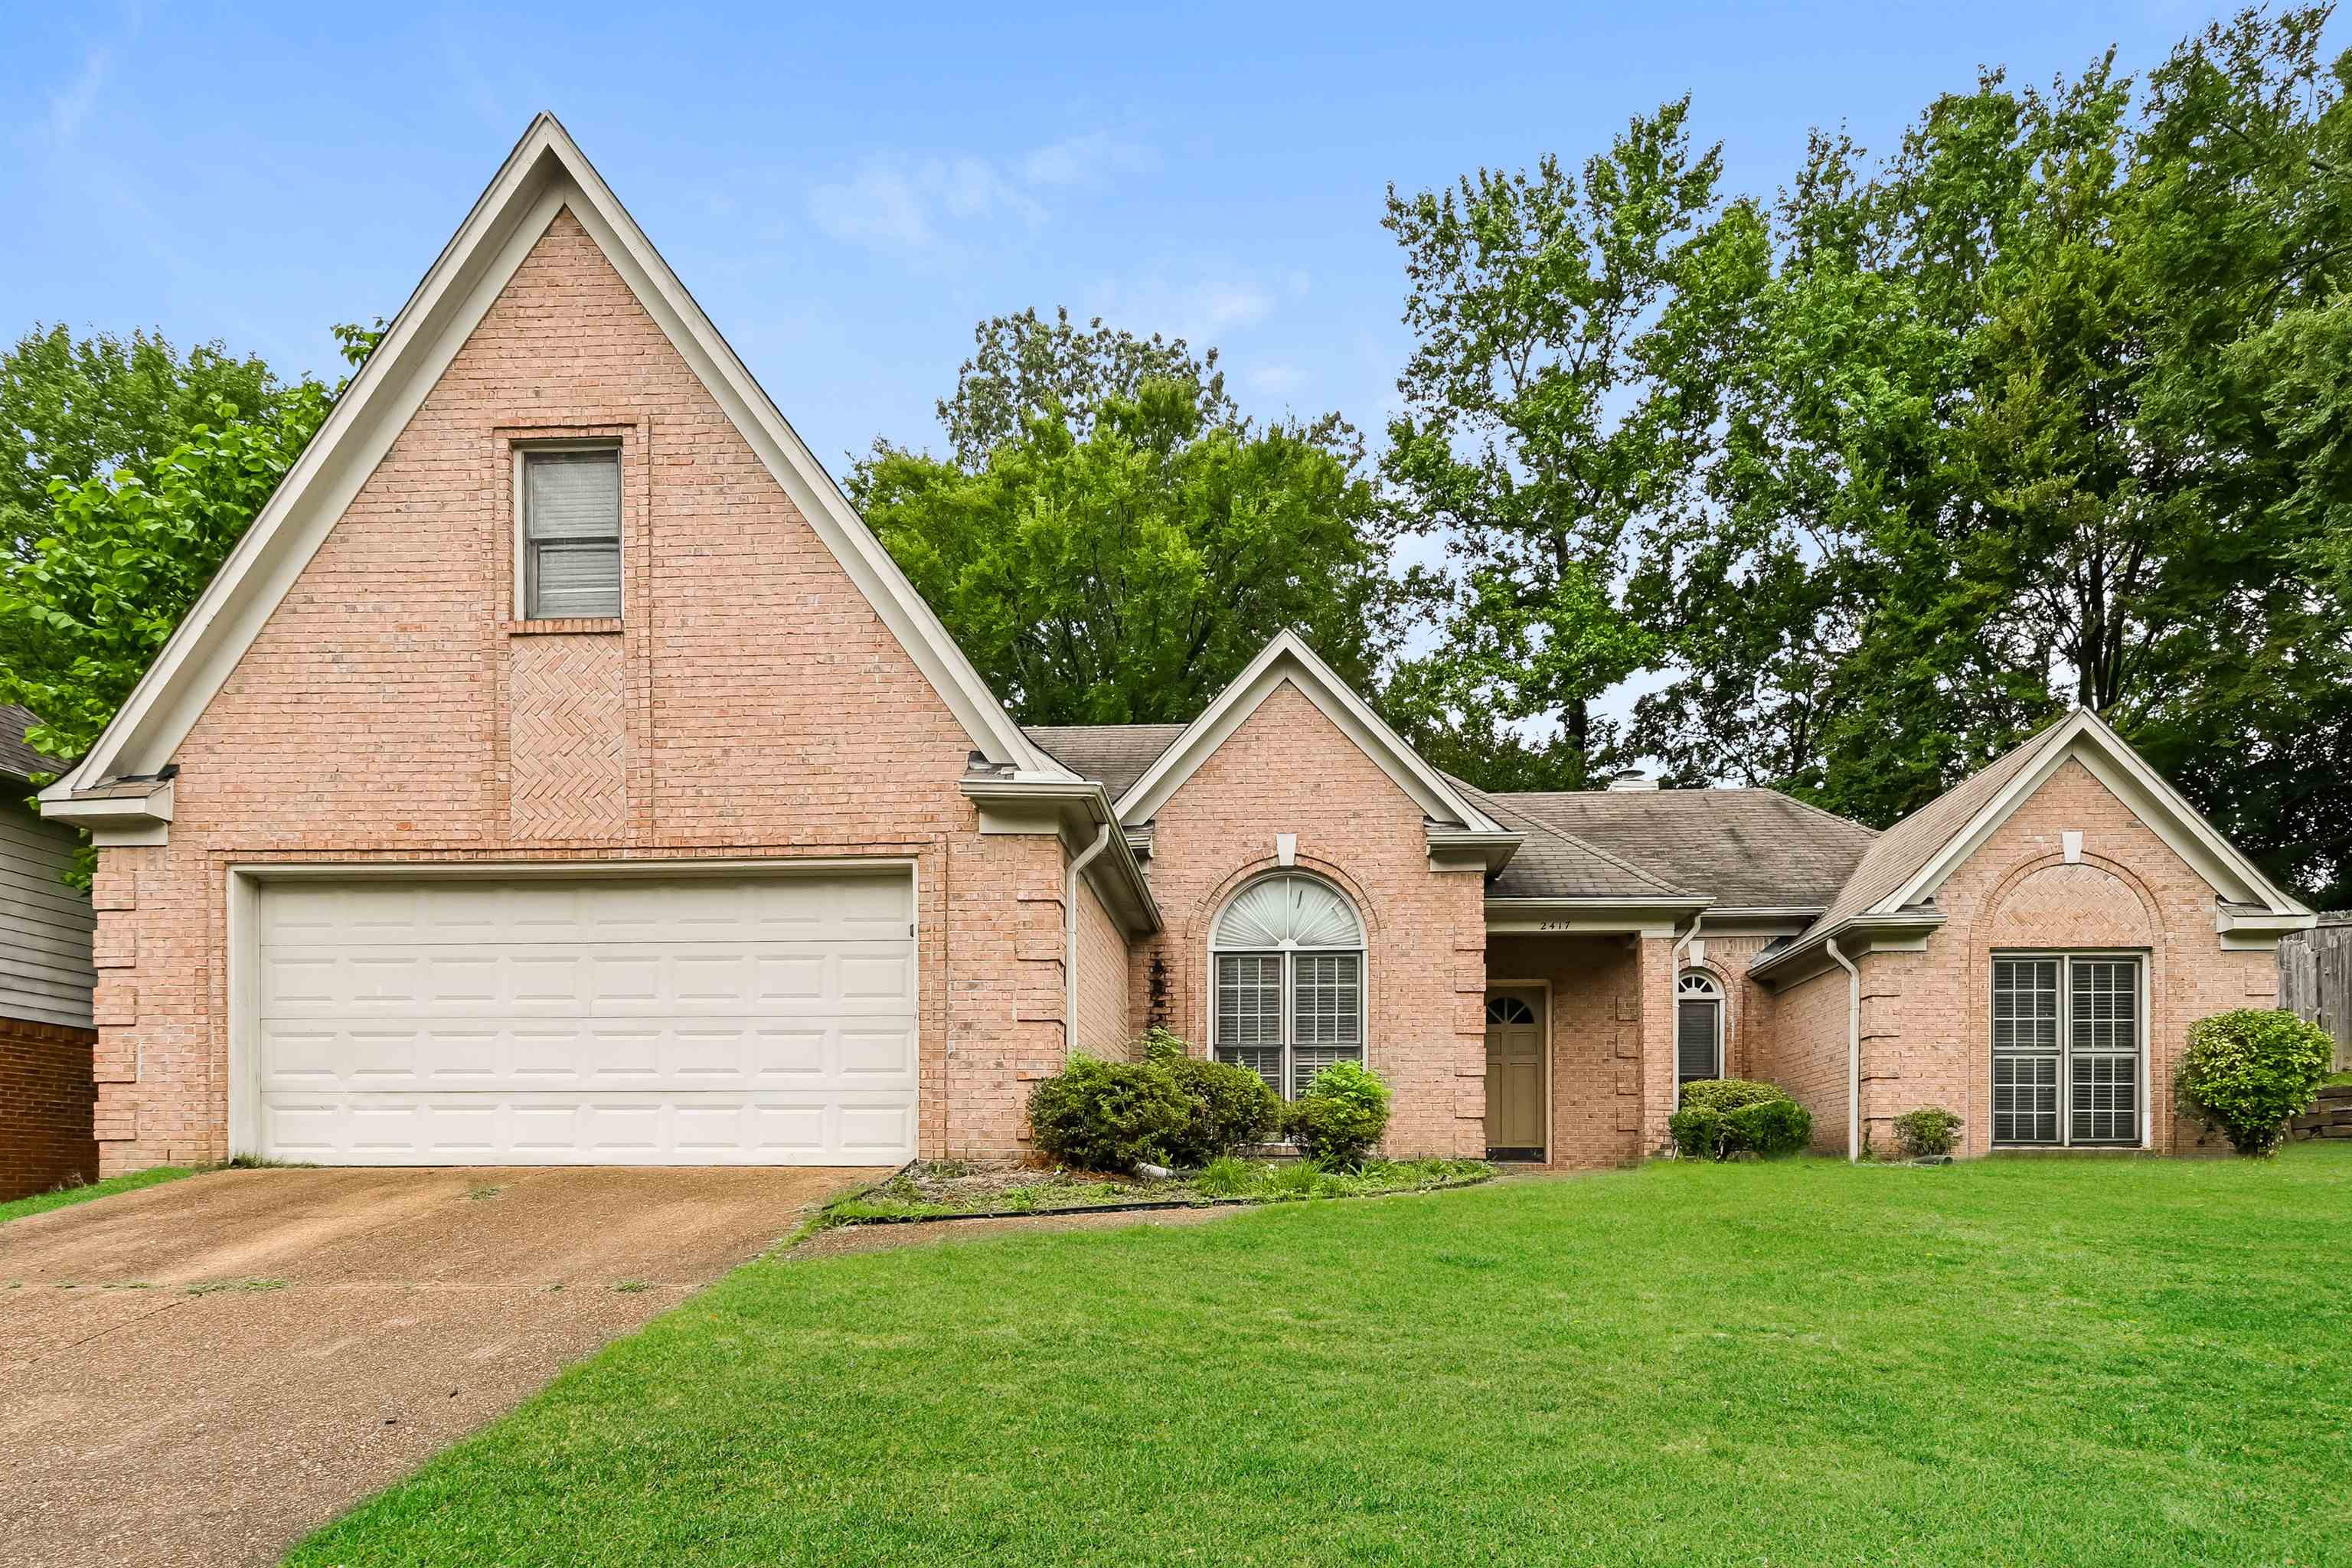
[
  {"left": 519, "top": 446, "right": 622, "bottom": 620},
  {"left": 1675, "top": 970, "right": 1723, "bottom": 1094},
  {"left": 1210, "top": 873, "right": 1364, "bottom": 1099},
  {"left": 1991, "top": 953, "right": 2142, "bottom": 1147}
]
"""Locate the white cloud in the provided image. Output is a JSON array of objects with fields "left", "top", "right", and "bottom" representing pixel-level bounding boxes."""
[
  {"left": 806, "top": 129, "right": 1148, "bottom": 260},
  {"left": 44, "top": 47, "right": 108, "bottom": 147},
  {"left": 1245, "top": 363, "right": 1305, "bottom": 397},
  {"left": 1019, "top": 132, "right": 1156, "bottom": 188}
]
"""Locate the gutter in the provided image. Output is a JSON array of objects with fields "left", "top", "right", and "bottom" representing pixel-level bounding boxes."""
[
  {"left": 1065, "top": 822, "right": 1114, "bottom": 1054},
  {"left": 1669, "top": 909, "right": 1704, "bottom": 1113},
  {"left": 1826, "top": 936, "right": 1859, "bottom": 1163}
]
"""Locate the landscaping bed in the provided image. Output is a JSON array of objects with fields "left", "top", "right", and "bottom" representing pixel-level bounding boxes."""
[{"left": 824, "top": 1156, "right": 1494, "bottom": 1223}]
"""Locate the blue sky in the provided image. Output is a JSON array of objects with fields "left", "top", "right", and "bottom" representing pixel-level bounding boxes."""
[{"left": 7, "top": 0, "right": 2269, "bottom": 475}]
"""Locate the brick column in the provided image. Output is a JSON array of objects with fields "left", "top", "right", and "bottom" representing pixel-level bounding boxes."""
[{"left": 1638, "top": 933, "right": 1677, "bottom": 1155}]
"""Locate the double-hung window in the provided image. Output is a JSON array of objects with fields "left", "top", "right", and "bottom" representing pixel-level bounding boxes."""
[
  {"left": 521, "top": 446, "right": 622, "bottom": 619},
  {"left": 1210, "top": 873, "right": 1364, "bottom": 1099},
  {"left": 1991, "top": 954, "right": 2143, "bottom": 1146},
  {"left": 1675, "top": 970, "right": 1724, "bottom": 1089}
]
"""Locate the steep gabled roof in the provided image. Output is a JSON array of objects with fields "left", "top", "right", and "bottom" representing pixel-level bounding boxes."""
[
  {"left": 0, "top": 706, "right": 58, "bottom": 783},
  {"left": 1024, "top": 724, "right": 1186, "bottom": 802},
  {"left": 1112, "top": 632, "right": 1505, "bottom": 835},
  {"left": 1754, "top": 707, "right": 2311, "bottom": 978},
  {"left": 44, "top": 113, "right": 1060, "bottom": 803},
  {"left": 1490, "top": 787, "right": 1875, "bottom": 911}
]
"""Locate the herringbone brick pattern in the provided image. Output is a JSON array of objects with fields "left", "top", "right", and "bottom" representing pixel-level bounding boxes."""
[{"left": 508, "top": 632, "right": 628, "bottom": 841}]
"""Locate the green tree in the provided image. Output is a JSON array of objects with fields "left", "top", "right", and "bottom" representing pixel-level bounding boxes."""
[
  {"left": 0, "top": 323, "right": 379, "bottom": 770},
  {"left": 856, "top": 364, "right": 1410, "bottom": 726},
  {"left": 1623, "top": 8, "right": 2352, "bottom": 900},
  {"left": 0, "top": 325, "right": 285, "bottom": 561},
  {"left": 1382, "top": 100, "right": 1722, "bottom": 789}
]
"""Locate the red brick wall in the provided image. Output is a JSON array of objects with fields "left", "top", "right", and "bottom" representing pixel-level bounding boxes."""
[
  {"left": 87, "top": 208, "right": 1067, "bottom": 1171},
  {"left": 1767, "top": 756, "right": 2282, "bottom": 1156},
  {"left": 1073, "top": 877, "right": 1132, "bottom": 1057},
  {"left": 0, "top": 1016, "right": 98, "bottom": 1200},
  {"left": 1128, "top": 682, "right": 1490, "bottom": 1158}
]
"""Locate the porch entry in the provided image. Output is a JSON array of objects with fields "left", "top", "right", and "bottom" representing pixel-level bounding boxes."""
[{"left": 1484, "top": 987, "right": 1546, "bottom": 1161}]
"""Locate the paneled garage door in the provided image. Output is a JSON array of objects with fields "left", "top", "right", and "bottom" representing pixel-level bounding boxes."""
[{"left": 252, "top": 871, "right": 917, "bottom": 1165}]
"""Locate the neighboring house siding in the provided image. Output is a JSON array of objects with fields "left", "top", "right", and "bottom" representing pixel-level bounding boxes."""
[
  {"left": 0, "top": 795, "right": 96, "bottom": 1028},
  {"left": 0, "top": 1015, "right": 97, "bottom": 1200},
  {"left": 84, "top": 210, "right": 1069, "bottom": 1173},
  {"left": 1484, "top": 933, "right": 1644, "bottom": 1168},
  {"left": 1073, "top": 877, "right": 1131, "bottom": 1057},
  {"left": 1130, "top": 682, "right": 1489, "bottom": 1159},
  {"left": 1769, "top": 756, "right": 2279, "bottom": 1156}
]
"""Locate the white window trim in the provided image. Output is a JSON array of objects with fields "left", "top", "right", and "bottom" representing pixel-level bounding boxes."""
[
  {"left": 1987, "top": 949, "right": 2151, "bottom": 1150},
  {"left": 1674, "top": 969, "right": 1725, "bottom": 1106},
  {"left": 513, "top": 439, "right": 625, "bottom": 622},
  {"left": 1209, "top": 873, "right": 1367, "bottom": 1100}
]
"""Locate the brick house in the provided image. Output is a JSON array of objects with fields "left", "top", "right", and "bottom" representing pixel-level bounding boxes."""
[{"left": 37, "top": 117, "right": 2314, "bottom": 1177}]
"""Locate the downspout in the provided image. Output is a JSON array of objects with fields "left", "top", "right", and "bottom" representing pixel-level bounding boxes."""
[
  {"left": 1066, "top": 822, "right": 1115, "bottom": 1056},
  {"left": 1826, "top": 936, "right": 1860, "bottom": 1163}
]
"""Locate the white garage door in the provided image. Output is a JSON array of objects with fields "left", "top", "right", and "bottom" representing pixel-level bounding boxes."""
[{"left": 253, "top": 871, "right": 917, "bottom": 1165}]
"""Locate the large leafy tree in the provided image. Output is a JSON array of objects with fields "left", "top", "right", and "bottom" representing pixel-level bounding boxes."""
[
  {"left": 1380, "top": 100, "right": 1722, "bottom": 789},
  {"left": 1622, "top": 8, "right": 2352, "bottom": 901},
  {"left": 1, "top": 325, "right": 285, "bottom": 562},
  {"left": 0, "top": 324, "right": 378, "bottom": 769},
  {"left": 854, "top": 327, "right": 1411, "bottom": 725}
]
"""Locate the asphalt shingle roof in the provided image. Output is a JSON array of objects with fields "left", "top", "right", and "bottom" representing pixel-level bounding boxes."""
[
  {"left": 1459, "top": 783, "right": 1697, "bottom": 901},
  {"left": 0, "top": 705, "right": 58, "bottom": 782},
  {"left": 1488, "top": 786, "right": 1879, "bottom": 912},
  {"left": 1022, "top": 724, "right": 1187, "bottom": 802}
]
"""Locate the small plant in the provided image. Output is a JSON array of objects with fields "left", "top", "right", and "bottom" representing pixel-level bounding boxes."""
[
  {"left": 1283, "top": 1060, "right": 1393, "bottom": 1167},
  {"left": 1195, "top": 1156, "right": 1257, "bottom": 1197},
  {"left": 2180, "top": 1008, "right": 2333, "bottom": 1156},
  {"left": 1027, "top": 1054, "right": 1191, "bottom": 1171},
  {"left": 1891, "top": 1107, "right": 1963, "bottom": 1159},
  {"left": 466, "top": 1182, "right": 504, "bottom": 1201},
  {"left": 185, "top": 1277, "right": 286, "bottom": 1295},
  {"left": 1259, "top": 1157, "right": 1338, "bottom": 1199},
  {"left": 612, "top": 1279, "right": 651, "bottom": 1294}
]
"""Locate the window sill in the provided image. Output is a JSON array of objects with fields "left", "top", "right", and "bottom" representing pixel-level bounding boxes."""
[{"left": 503, "top": 617, "right": 622, "bottom": 635}]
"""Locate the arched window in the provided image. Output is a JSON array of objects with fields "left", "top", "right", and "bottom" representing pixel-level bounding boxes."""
[
  {"left": 1211, "top": 873, "right": 1365, "bottom": 1099},
  {"left": 1486, "top": 995, "right": 1537, "bottom": 1026},
  {"left": 1675, "top": 970, "right": 1723, "bottom": 1089}
]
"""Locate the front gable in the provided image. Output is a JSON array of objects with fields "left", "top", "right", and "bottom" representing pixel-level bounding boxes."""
[{"left": 44, "top": 115, "right": 1058, "bottom": 844}]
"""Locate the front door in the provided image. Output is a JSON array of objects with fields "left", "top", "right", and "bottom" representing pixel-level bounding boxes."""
[{"left": 1484, "top": 989, "right": 1544, "bottom": 1159}]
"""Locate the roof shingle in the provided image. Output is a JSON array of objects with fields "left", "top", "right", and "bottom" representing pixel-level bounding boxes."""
[
  {"left": 1022, "top": 724, "right": 1187, "bottom": 802},
  {"left": 0, "top": 705, "right": 59, "bottom": 782},
  {"left": 1485, "top": 786, "right": 1877, "bottom": 910}
]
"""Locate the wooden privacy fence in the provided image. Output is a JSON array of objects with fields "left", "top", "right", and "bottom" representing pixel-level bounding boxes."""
[{"left": 2277, "top": 916, "right": 2352, "bottom": 1072}]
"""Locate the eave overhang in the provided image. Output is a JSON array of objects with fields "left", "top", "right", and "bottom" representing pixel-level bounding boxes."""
[
  {"left": 1485, "top": 895, "right": 1710, "bottom": 938},
  {"left": 1748, "top": 907, "right": 1950, "bottom": 988},
  {"left": 960, "top": 773, "right": 1162, "bottom": 936}
]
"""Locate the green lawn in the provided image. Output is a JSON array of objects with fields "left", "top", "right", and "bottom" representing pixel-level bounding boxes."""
[
  {"left": 289, "top": 1145, "right": 2350, "bottom": 1567},
  {"left": 0, "top": 1164, "right": 194, "bottom": 1227}
]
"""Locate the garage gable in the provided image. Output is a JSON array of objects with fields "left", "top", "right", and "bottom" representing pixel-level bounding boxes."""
[{"left": 43, "top": 114, "right": 1058, "bottom": 828}]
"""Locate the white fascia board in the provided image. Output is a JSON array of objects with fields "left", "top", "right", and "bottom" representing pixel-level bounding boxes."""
[
  {"left": 41, "top": 779, "right": 174, "bottom": 829},
  {"left": 54, "top": 113, "right": 1058, "bottom": 795},
  {"left": 1115, "top": 631, "right": 1501, "bottom": 831},
  {"left": 1882, "top": 710, "right": 2308, "bottom": 919},
  {"left": 959, "top": 775, "right": 1162, "bottom": 934},
  {"left": 1748, "top": 909, "right": 1950, "bottom": 988},
  {"left": 1484, "top": 896, "right": 1710, "bottom": 937}
]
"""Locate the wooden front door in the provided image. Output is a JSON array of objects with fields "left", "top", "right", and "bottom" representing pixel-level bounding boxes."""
[{"left": 1484, "top": 990, "right": 1545, "bottom": 1158}]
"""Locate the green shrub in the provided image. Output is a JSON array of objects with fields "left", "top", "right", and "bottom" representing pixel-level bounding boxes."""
[
  {"left": 1159, "top": 1052, "right": 1282, "bottom": 1167},
  {"left": 2180, "top": 1008, "right": 2333, "bottom": 1156},
  {"left": 1283, "top": 1060, "right": 1392, "bottom": 1167},
  {"left": 1260, "top": 1156, "right": 1341, "bottom": 1200},
  {"left": 1026, "top": 1056, "right": 1190, "bottom": 1172},
  {"left": 1194, "top": 1156, "right": 1256, "bottom": 1197},
  {"left": 1892, "top": 1107, "right": 1963, "bottom": 1158},
  {"left": 1669, "top": 1083, "right": 1811, "bottom": 1160},
  {"left": 1725, "top": 1098, "right": 1812, "bottom": 1157},
  {"left": 1678, "top": 1078, "right": 1787, "bottom": 1113},
  {"left": 1138, "top": 1026, "right": 1190, "bottom": 1064}
]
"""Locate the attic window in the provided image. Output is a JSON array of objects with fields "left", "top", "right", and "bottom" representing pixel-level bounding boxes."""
[{"left": 521, "top": 446, "right": 622, "bottom": 619}]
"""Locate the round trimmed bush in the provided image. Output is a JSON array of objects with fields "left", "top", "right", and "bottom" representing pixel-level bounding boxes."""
[
  {"left": 1026, "top": 1055, "right": 1189, "bottom": 1171},
  {"left": 1725, "top": 1097, "right": 1812, "bottom": 1157},
  {"left": 1669, "top": 1080, "right": 1811, "bottom": 1159},
  {"left": 1283, "top": 1060, "right": 1392, "bottom": 1167},
  {"left": 1159, "top": 1053, "right": 1282, "bottom": 1167},
  {"left": 2179, "top": 1008, "right": 2333, "bottom": 1156},
  {"left": 1892, "top": 1106, "right": 1963, "bottom": 1159}
]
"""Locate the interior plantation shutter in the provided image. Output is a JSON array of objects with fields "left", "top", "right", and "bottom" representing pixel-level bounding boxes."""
[
  {"left": 524, "top": 449, "right": 622, "bottom": 618},
  {"left": 1676, "top": 998, "right": 1719, "bottom": 1083},
  {"left": 1214, "top": 952, "right": 1284, "bottom": 1094},
  {"left": 2068, "top": 959, "right": 2141, "bottom": 1143},
  {"left": 1991, "top": 958, "right": 2063, "bottom": 1143},
  {"left": 1289, "top": 952, "right": 1364, "bottom": 1097}
]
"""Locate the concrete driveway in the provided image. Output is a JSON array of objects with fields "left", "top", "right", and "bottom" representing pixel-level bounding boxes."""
[{"left": 0, "top": 1165, "right": 863, "bottom": 1568}]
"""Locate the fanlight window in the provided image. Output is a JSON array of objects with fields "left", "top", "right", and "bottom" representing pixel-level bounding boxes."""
[
  {"left": 1486, "top": 995, "right": 1537, "bottom": 1026},
  {"left": 1675, "top": 970, "right": 1723, "bottom": 1089},
  {"left": 1211, "top": 874, "right": 1364, "bottom": 1099}
]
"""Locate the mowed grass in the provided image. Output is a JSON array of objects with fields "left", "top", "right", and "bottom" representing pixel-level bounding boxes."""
[
  {"left": 0, "top": 1164, "right": 194, "bottom": 1227},
  {"left": 289, "top": 1145, "right": 2350, "bottom": 1567}
]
